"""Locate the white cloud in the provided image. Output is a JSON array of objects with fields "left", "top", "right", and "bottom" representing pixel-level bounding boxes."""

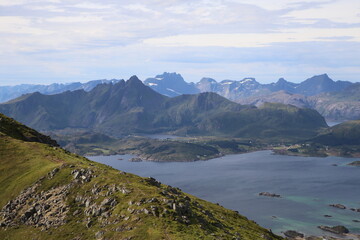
[
  {"left": 46, "top": 15, "right": 104, "bottom": 23},
  {"left": 123, "top": 4, "right": 158, "bottom": 14},
  {"left": 285, "top": 1, "right": 360, "bottom": 24},
  {"left": 143, "top": 28, "right": 360, "bottom": 48},
  {"left": 0, "top": 16, "right": 53, "bottom": 35},
  {"left": 0, "top": 0, "right": 29, "bottom": 6},
  {"left": 0, "top": 0, "right": 61, "bottom": 6},
  {"left": 232, "top": 0, "right": 331, "bottom": 11},
  {"left": 27, "top": 5, "right": 65, "bottom": 12},
  {"left": 70, "top": 2, "right": 114, "bottom": 10},
  {"left": 0, "top": 0, "right": 359, "bottom": 84}
]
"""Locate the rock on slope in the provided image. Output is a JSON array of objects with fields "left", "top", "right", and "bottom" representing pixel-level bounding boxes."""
[{"left": 0, "top": 113, "right": 282, "bottom": 240}]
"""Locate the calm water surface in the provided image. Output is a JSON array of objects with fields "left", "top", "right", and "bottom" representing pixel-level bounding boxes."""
[{"left": 88, "top": 151, "right": 360, "bottom": 237}]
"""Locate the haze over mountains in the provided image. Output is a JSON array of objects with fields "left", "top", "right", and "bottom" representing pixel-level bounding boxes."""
[
  {"left": 0, "top": 79, "right": 121, "bottom": 103},
  {"left": 1, "top": 72, "right": 358, "bottom": 121},
  {"left": 0, "top": 76, "right": 327, "bottom": 140},
  {"left": 144, "top": 73, "right": 359, "bottom": 121}
]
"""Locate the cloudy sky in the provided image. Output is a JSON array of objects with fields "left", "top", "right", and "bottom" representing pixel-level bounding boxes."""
[{"left": 0, "top": 0, "right": 359, "bottom": 85}]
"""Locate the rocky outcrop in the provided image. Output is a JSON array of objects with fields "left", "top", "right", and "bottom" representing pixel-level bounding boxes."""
[
  {"left": 71, "top": 168, "right": 95, "bottom": 183},
  {"left": 350, "top": 208, "right": 360, "bottom": 212},
  {"left": 259, "top": 192, "right": 281, "bottom": 198},
  {"left": 329, "top": 204, "right": 346, "bottom": 209},
  {"left": 129, "top": 157, "right": 143, "bottom": 162},
  {"left": 349, "top": 161, "right": 360, "bottom": 166},
  {"left": 318, "top": 225, "right": 349, "bottom": 234},
  {"left": 0, "top": 181, "right": 71, "bottom": 229},
  {"left": 283, "top": 230, "right": 304, "bottom": 239},
  {"left": 0, "top": 166, "right": 97, "bottom": 229}
]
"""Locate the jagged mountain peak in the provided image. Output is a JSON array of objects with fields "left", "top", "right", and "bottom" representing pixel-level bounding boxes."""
[
  {"left": 126, "top": 75, "right": 143, "bottom": 85},
  {"left": 276, "top": 78, "right": 288, "bottom": 84},
  {"left": 155, "top": 72, "right": 183, "bottom": 80},
  {"left": 144, "top": 72, "right": 199, "bottom": 97},
  {"left": 304, "top": 73, "right": 332, "bottom": 83}
]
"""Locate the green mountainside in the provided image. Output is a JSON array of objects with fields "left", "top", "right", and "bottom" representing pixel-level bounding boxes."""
[
  {"left": 309, "top": 120, "right": 360, "bottom": 146},
  {"left": 0, "top": 76, "right": 327, "bottom": 140},
  {"left": 273, "top": 120, "right": 360, "bottom": 157},
  {"left": 0, "top": 114, "right": 282, "bottom": 240}
]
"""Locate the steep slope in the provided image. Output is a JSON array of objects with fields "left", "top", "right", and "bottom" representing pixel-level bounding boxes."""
[
  {"left": 144, "top": 72, "right": 199, "bottom": 97},
  {"left": 0, "top": 79, "right": 121, "bottom": 103},
  {"left": 0, "top": 114, "right": 282, "bottom": 240},
  {"left": 0, "top": 76, "right": 327, "bottom": 139},
  {"left": 295, "top": 74, "right": 352, "bottom": 96},
  {"left": 0, "top": 113, "right": 57, "bottom": 146}
]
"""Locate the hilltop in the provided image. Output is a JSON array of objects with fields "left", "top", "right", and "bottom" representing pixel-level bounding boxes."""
[{"left": 0, "top": 113, "right": 282, "bottom": 240}]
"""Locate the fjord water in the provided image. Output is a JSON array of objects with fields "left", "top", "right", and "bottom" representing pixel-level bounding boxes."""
[{"left": 89, "top": 151, "right": 360, "bottom": 237}]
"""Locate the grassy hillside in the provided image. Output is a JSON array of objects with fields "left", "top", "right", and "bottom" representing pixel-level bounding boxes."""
[
  {"left": 0, "top": 115, "right": 282, "bottom": 239},
  {"left": 0, "top": 113, "right": 57, "bottom": 146}
]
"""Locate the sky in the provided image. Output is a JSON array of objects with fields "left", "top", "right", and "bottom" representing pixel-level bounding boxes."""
[{"left": 0, "top": 0, "right": 359, "bottom": 85}]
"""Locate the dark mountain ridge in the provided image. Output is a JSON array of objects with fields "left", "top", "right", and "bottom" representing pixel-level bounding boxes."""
[{"left": 0, "top": 76, "right": 327, "bottom": 139}]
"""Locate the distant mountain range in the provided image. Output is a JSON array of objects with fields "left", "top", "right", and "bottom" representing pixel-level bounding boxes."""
[
  {"left": 143, "top": 72, "right": 358, "bottom": 121},
  {"left": 0, "top": 79, "right": 121, "bottom": 103},
  {"left": 144, "top": 72, "right": 352, "bottom": 99},
  {"left": 238, "top": 83, "right": 360, "bottom": 121},
  {"left": 1, "top": 72, "right": 358, "bottom": 121},
  {"left": 0, "top": 76, "right": 327, "bottom": 140}
]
